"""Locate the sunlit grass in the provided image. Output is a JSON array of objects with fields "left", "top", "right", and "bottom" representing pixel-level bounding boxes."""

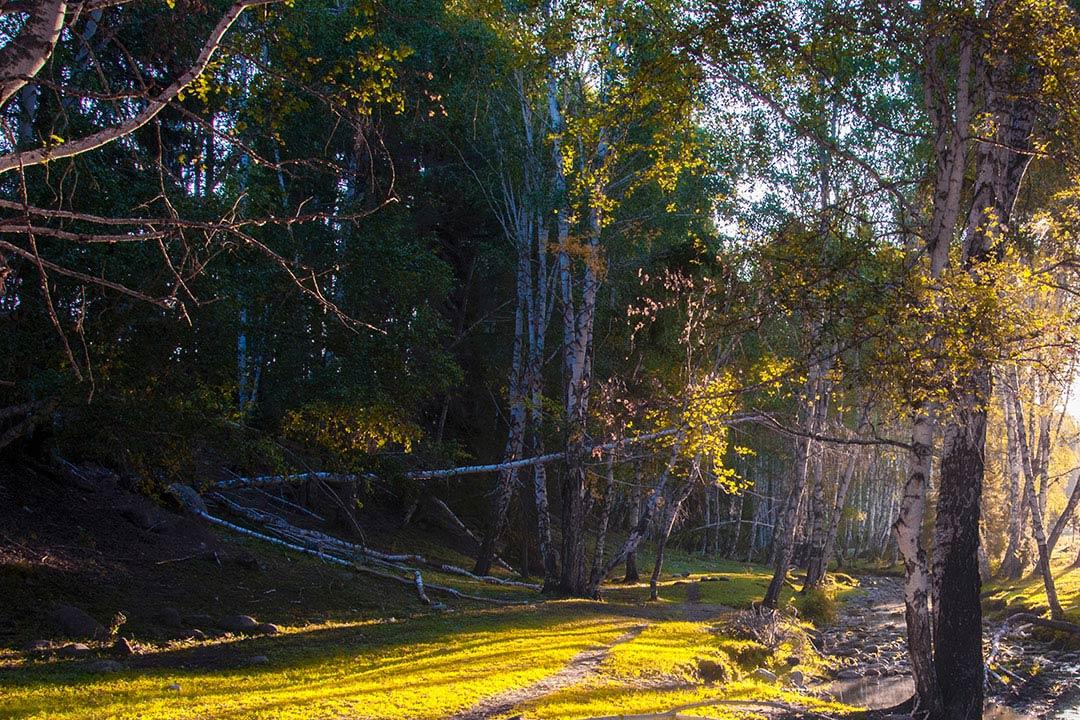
[
  {"left": 984, "top": 555, "right": 1080, "bottom": 623},
  {"left": 0, "top": 608, "right": 633, "bottom": 720},
  {"left": 0, "top": 542, "right": 862, "bottom": 720},
  {"left": 511, "top": 678, "right": 855, "bottom": 719}
]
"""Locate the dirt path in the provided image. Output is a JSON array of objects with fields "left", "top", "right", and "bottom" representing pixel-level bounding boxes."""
[{"left": 448, "top": 624, "right": 650, "bottom": 720}]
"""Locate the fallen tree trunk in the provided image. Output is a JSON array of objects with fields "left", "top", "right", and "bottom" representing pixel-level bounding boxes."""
[
  {"left": 1004, "top": 612, "right": 1080, "bottom": 636},
  {"left": 207, "top": 492, "right": 540, "bottom": 590},
  {"left": 194, "top": 506, "right": 530, "bottom": 605},
  {"left": 215, "top": 427, "right": 686, "bottom": 491}
]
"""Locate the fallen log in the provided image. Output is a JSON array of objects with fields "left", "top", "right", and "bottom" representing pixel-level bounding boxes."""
[
  {"left": 421, "top": 496, "right": 514, "bottom": 574},
  {"left": 207, "top": 492, "right": 540, "bottom": 590},
  {"left": 193, "top": 507, "right": 528, "bottom": 605},
  {"left": 214, "top": 427, "right": 685, "bottom": 491},
  {"left": 1004, "top": 612, "right": 1080, "bottom": 636},
  {"left": 214, "top": 471, "right": 368, "bottom": 491}
]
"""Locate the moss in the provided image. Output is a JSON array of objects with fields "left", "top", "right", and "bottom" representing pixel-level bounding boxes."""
[{"left": 795, "top": 587, "right": 838, "bottom": 626}]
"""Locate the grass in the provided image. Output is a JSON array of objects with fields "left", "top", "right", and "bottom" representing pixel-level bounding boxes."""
[
  {"left": 0, "top": 607, "right": 633, "bottom": 720},
  {"left": 983, "top": 554, "right": 1080, "bottom": 624},
  {"left": 0, "top": 538, "right": 864, "bottom": 720}
]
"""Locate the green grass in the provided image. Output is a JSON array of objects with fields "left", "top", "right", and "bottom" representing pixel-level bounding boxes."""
[
  {"left": 0, "top": 530, "right": 866, "bottom": 720},
  {"left": 984, "top": 556, "right": 1080, "bottom": 623}
]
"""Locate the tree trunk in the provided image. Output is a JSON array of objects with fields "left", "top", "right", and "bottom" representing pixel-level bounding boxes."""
[
  {"left": 589, "top": 455, "right": 618, "bottom": 591},
  {"left": 934, "top": 405, "right": 988, "bottom": 720},
  {"left": 807, "top": 445, "right": 858, "bottom": 590},
  {"left": 475, "top": 286, "right": 529, "bottom": 576},
  {"left": 1008, "top": 376, "right": 1065, "bottom": 620},
  {"left": 624, "top": 462, "right": 642, "bottom": 582},
  {"left": 649, "top": 476, "right": 697, "bottom": 601},
  {"left": 895, "top": 411, "right": 942, "bottom": 719},
  {"left": 764, "top": 365, "right": 827, "bottom": 608},
  {"left": 998, "top": 387, "right": 1026, "bottom": 579},
  {"left": 1047, "top": 471, "right": 1080, "bottom": 558},
  {"left": 589, "top": 437, "right": 683, "bottom": 595}
]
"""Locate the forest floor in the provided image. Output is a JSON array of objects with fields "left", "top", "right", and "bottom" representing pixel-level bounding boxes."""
[{"left": 1, "top": 463, "right": 1079, "bottom": 719}]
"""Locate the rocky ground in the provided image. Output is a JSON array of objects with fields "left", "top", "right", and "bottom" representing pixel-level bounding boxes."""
[{"left": 814, "top": 575, "right": 1080, "bottom": 719}]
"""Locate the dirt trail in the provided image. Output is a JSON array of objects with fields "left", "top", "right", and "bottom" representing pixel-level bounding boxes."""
[{"left": 448, "top": 624, "right": 649, "bottom": 720}]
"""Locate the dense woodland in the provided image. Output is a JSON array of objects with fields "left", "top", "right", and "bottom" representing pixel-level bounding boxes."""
[{"left": 2, "top": 1, "right": 1080, "bottom": 719}]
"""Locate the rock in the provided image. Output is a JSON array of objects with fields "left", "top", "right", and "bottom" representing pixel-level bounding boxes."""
[
  {"left": 50, "top": 604, "right": 106, "bottom": 639},
  {"left": 89, "top": 660, "right": 123, "bottom": 673},
  {"left": 785, "top": 655, "right": 800, "bottom": 666},
  {"left": 837, "top": 669, "right": 861, "bottom": 680},
  {"left": 183, "top": 613, "right": 214, "bottom": 628},
  {"left": 697, "top": 658, "right": 731, "bottom": 683},
  {"left": 167, "top": 484, "right": 207, "bottom": 514},
  {"left": 753, "top": 668, "right": 778, "bottom": 682},
  {"left": 788, "top": 670, "right": 805, "bottom": 687},
  {"left": 26, "top": 640, "right": 51, "bottom": 653},
  {"left": 58, "top": 643, "right": 92, "bottom": 658},
  {"left": 431, "top": 602, "right": 449, "bottom": 612},
  {"left": 112, "top": 637, "right": 135, "bottom": 657},
  {"left": 151, "top": 607, "right": 183, "bottom": 629},
  {"left": 248, "top": 655, "right": 270, "bottom": 665},
  {"left": 165, "top": 683, "right": 181, "bottom": 693},
  {"left": 186, "top": 629, "right": 207, "bottom": 641},
  {"left": 120, "top": 504, "right": 158, "bottom": 530},
  {"left": 255, "top": 623, "right": 280, "bottom": 636},
  {"left": 219, "top": 615, "right": 260, "bottom": 633}
]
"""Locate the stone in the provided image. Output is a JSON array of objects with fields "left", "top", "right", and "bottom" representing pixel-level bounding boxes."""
[
  {"left": 26, "top": 640, "right": 51, "bottom": 653},
  {"left": 219, "top": 615, "right": 260, "bottom": 633},
  {"left": 753, "top": 668, "right": 777, "bottom": 682},
  {"left": 788, "top": 670, "right": 805, "bottom": 687},
  {"left": 696, "top": 658, "right": 730, "bottom": 683},
  {"left": 168, "top": 484, "right": 207, "bottom": 514},
  {"left": 89, "top": 660, "right": 123, "bottom": 673},
  {"left": 58, "top": 643, "right": 92, "bottom": 658},
  {"left": 837, "top": 669, "right": 861, "bottom": 680},
  {"left": 151, "top": 607, "right": 183, "bottom": 629},
  {"left": 50, "top": 604, "right": 106, "bottom": 639},
  {"left": 248, "top": 655, "right": 270, "bottom": 665},
  {"left": 183, "top": 614, "right": 214, "bottom": 628},
  {"left": 120, "top": 505, "right": 158, "bottom": 530},
  {"left": 255, "top": 623, "right": 280, "bottom": 635},
  {"left": 112, "top": 637, "right": 135, "bottom": 657}
]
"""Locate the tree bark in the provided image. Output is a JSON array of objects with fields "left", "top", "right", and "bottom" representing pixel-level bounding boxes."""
[
  {"left": 998, "top": 386, "right": 1026, "bottom": 579},
  {"left": 624, "top": 461, "right": 642, "bottom": 582},
  {"left": 895, "top": 411, "right": 942, "bottom": 719},
  {"left": 1008, "top": 375, "right": 1065, "bottom": 620}
]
